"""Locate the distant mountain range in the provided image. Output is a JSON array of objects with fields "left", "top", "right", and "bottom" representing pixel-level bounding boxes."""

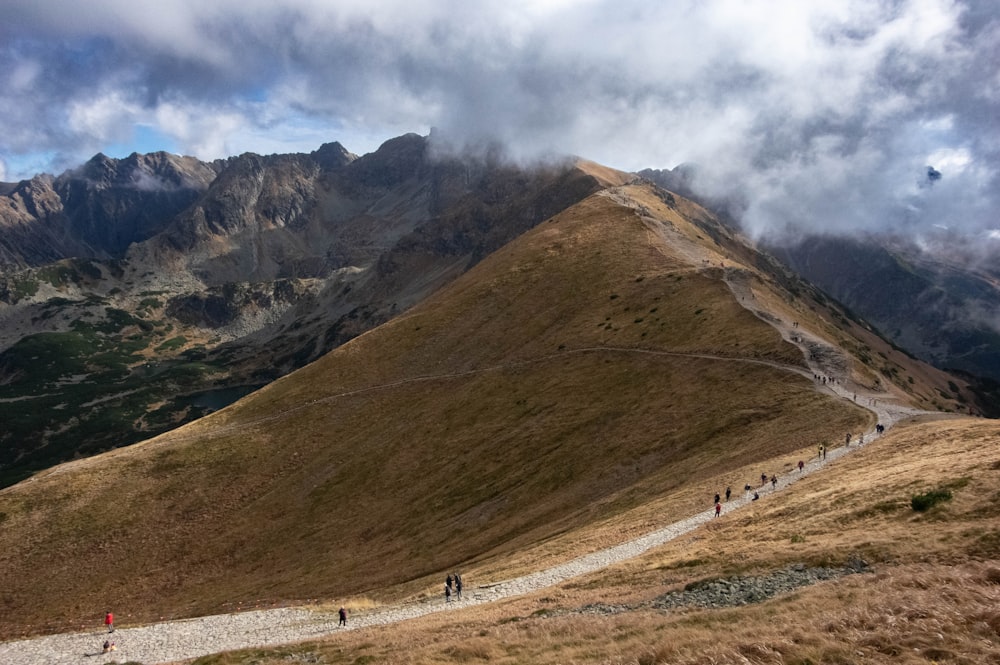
[
  {"left": 0, "top": 135, "right": 610, "bottom": 485},
  {"left": 0, "top": 136, "right": 995, "bottom": 487}
]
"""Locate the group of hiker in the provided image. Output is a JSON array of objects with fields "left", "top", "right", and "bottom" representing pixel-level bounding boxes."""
[
  {"left": 444, "top": 573, "right": 463, "bottom": 602},
  {"left": 715, "top": 474, "right": 775, "bottom": 516},
  {"left": 715, "top": 421, "right": 888, "bottom": 518}
]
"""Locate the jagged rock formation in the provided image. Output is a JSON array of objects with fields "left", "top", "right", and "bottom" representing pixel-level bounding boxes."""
[{"left": 0, "top": 152, "right": 220, "bottom": 269}]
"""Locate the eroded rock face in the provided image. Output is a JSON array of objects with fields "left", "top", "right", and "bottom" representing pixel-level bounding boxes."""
[{"left": 0, "top": 152, "right": 220, "bottom": 270}]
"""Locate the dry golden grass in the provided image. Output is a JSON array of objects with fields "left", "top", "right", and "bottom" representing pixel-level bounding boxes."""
[
  {"left": 0, "top": 184, "right": 957, "bottom": 645},
  {"left": 192, "top": 417, "right": 1000, "bottom": 665}
]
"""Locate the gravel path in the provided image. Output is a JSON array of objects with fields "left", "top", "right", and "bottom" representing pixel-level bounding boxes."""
[{"left": 0, "top": 390, "right": 919, "bottom": 665}]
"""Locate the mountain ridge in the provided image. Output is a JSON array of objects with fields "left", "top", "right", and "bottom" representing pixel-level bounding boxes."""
[
  {"left": 0, "top": 136, "right": 613, "bottom": 486},
  {"left": 0, "top": 176, "right": 972, "bottom": 639}
]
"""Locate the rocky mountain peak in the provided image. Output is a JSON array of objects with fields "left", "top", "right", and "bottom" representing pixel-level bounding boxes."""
[
  {"left": 311, "top": 142, "right": 356, "bottom": 170},
  {"left": 350, "top": 133, "right": 428, "bottom": 187},
  {"left": 68, "top": 151, "right": 218, "bottom": 192}
]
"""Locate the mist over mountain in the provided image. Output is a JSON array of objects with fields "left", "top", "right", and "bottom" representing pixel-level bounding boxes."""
[{"left": 638, "top": 166, "right": 1000, "bottom": 385}]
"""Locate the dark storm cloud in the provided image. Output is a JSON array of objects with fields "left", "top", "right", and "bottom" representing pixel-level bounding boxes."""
[{"left": 0, "top": 0, "right": 997, "bottom": 247}]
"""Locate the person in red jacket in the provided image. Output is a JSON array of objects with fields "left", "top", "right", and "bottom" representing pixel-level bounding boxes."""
[{"left": 104, "top": 611, "right": 114, "bottom": 633}]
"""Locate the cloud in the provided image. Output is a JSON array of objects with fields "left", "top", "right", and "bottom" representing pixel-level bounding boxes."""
[{"left": 0, "top": 0, "right": 997, "bottom": 245}]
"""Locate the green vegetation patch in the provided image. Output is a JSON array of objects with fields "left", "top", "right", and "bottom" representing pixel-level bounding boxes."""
[
  {"left": 911, "top": 489, "right": 953, "bottom": 512},
  {"left": 156, "top": 336, "right": 188, "bottom": 352},
  {"left": 36, "top": 264, "right": 77, "bottom": 288}
]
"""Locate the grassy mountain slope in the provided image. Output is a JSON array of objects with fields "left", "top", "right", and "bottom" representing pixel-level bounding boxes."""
[
  {"left": 218, "top": 416, "right": 1000, "bottom": 665},
  {"left": 0, "top": 183, "right": 899, "bottom": 638}
]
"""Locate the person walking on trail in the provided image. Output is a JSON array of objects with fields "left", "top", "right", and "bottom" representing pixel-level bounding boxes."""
[
  {"left": 846, "top": 432, "right": 851, "bottom": 446},
  {"left": 818, "top": 444, "right": 823, "bottom": 460},
  {"left": 104, "top": 611, "right": 114, "bottom": 633},
  {"left": 445, "top": 583, "right": 452, "bottom": 603},
  {"left": 771, "top": 474, "right": 777, "bottom": 490},
  {"left": 714, "top": 492, "right": 721, "bottom": 506},
  {"left": 455, "top": 574, "right": 463, "bottom": 600},
  {"left": 798, "top": 460, "right": 804, "bottom": 472},
  {"left": 446, "top": 574, "right": 453, "bottom": 591},
  {"left": 725, "top": 486, "right": 731, "bottom": 502},
  {"left": 338, "top": 607, "right": 347, "bottom": 627},
  {"left": 715, "top": 502, "right": 722, "bottom": 517},
  {"left": 760, "top": 472, "right": 767, "bottom": 486}
]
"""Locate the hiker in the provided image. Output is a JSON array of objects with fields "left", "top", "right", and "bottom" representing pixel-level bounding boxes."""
[
  {"left": 725, "top": 486, "right": 731, "bottom": 502},
  {"left": 715, "top": 502, "right": 721, "bottom": 517},
  {"left": 446, "top": 574, "right": 453, "bottom": 590},
  {"left": 445, "top": 584, "right": 452, "bottom": 603},
  {"left": 770, "top": 475, "right": 777, "bottom": 489},
  {"left": 104, "top": 611, "right": 114, "bottom": 633},
  {"left": 846, "top": 432, "right": 851, "bottom": 446},
  {"left": 760, "top": 472, "right": 767, "bottom": 486},
  {"left": 455, "top": 574, "right": 463, "bottom": 600},
  {"left": 744, "top": 483, "right": 752, "bottom": 498},
  {"left": 823, "top": 445, "right": 827, "bottom": 460},
  {"left": 338, "top": 607, "right": 347, "bottom": 627},
  {"left": 798, "top": 460, "right": 804, "bottom": 472},
  {"left": 102, "top": 640, "right": 116, "bottom": 653},
  {"left": 713, "top": 493, "right": 720, "bottom": 505},
  {"left": 752, "top": 491, "right": 760, "bottom": 501}
]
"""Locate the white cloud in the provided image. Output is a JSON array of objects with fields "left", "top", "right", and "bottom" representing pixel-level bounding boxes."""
[{"left": 0, "top": 0, "right": 997, "bottom": 241}]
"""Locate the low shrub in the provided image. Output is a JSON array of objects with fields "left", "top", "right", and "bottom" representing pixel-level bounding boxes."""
[{"left": 911, "top": 489, "right": 952, "bottom": 512}]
